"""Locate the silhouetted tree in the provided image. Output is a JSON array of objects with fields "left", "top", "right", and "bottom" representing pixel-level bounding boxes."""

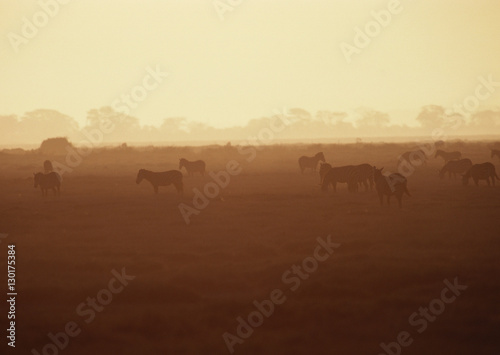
[{"left": 39, "top": 137, "right": 72, "bottom": 155}]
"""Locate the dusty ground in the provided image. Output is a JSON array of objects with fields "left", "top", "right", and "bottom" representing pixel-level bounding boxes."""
[{"left": 0, "top": 141, "right": 499, "bottom": 354}]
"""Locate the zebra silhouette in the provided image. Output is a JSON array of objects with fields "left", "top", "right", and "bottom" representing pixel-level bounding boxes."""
[
  {"left": 373, "top": 167, "right": 410, "bottom": 208},
  {"left": 136, "top": 169, "right": 183, "bottom": 194},
  {"left": 462, "top": 163, "right": 500, "bottom": 186},
  {"left": 298, "top": 152, "right": 325, "bottom": 173},
  {"left": 439, "top": 159, "right": 472, "bottom": 179},
  {"left": 435, "top": 150, "right": 461, "bottom": 162},
  {"left": 179, "top": 158, "right": 206, "bottom": 177},
  {"left": 320, "top": 164, "right": 373, "bottom": 192},
  {"left": 34, "top": 172, "right": 61, "bottom": 197}
]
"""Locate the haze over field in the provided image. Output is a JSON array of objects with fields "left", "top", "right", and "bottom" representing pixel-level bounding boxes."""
[
  {"left": 1, "top": 0, "right": 500, "bottom": 146},
  {"left": 1, "top": 2, "right": 500, "bottom": 355}
]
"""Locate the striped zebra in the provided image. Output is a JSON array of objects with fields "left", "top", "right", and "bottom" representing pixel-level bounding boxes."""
[
  {"left": 435, "top": 149, "right": 461, "bottom": 162},
  {"left": 179, "top": 158, "right": 206, "bottom": 176},
  {"left": 439, "top": 159, "right": 472, "bottom": 179},
  {"left": 491, "top": 149, "right": 500, "bottom": 159},
  {"left": 462, "top": 162, "right": 500, "bottom": 186},
  {"left": 136, "top": 169, "right": 183, "bottom": 194},
  {"left": 398, "top": 149, "right": 427, "bottom": 166},
  {"left": 34, "top": 172, "right": 61, "bottom": 197},
  {"left": 373, "top": 167, "right": 410, "bottom": 208},
  {"left": 298, "top": 152, "right": 325, "bottom": 173},
  {"left": 43, "top": 160, "right": 53, "bottom": 173},
  {"left": 320, "top": 164, "right": 373, "bottom": 193}
]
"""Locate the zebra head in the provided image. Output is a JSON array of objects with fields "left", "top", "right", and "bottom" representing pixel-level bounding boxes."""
[
  {"left": 179, "top": 158, "right": 187, "bottom": 170},
  {"left": 316, "top": 152, "right": 325, "bottom": 162},
  {"left": 136, "top": 169, "right": 145, "bottom": 184}
]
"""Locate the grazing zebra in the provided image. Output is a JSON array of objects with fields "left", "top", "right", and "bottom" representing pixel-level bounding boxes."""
[
  {"left": 373, "top": 167, "right": 410, "bottom": 208},
  {"left": 298, "top": 152, "right": 325, "bottom": 173},
  {"left": 399, "top": 149, "right": 428, "bottom": 166},
  {"left": 462, "top": 163, "right": 500, "bottom": 186},
  {"left": 136, "top": 169, "right": 183, "bottom": 194},
  {"left": 179, "top": 158, "right": 206, "bottom": 176},
  {"left": 491, "top": 149, "right": 500, "bottom": 159},
  {"left": 321, "top": 163, "right": 374, "bottom": 192},
  {"left": 439, "top": 159, "right": 473, "bottom": 179},
  {"left": 43, "top": 160, "right": 53, "bottom": 173},
  {"left": 34, "top": 172, "right": 61, "bottom": 197},
  {"left": 435, "top": 149, "right": 462, "bottom": 162}
]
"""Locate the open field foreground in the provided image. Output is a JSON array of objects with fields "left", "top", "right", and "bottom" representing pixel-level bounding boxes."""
[{"left": 0, "top": 142, "right": 499, "bottom": 355}]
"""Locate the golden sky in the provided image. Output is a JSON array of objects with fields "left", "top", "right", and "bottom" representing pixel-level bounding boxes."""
[{"left": 1, "top": 0, "right": 500, "bottom": 129}]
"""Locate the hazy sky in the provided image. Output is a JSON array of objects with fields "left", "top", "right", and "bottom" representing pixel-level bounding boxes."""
[{"left": 1, "top": 0, "right": 500, "bottom": 129}]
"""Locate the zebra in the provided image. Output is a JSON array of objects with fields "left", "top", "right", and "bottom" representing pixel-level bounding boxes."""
[
  {"left": 372, "top": 167, "right": 410, "bottom": 208},
  {"left": 352, "top": 163, "right": 374, "bottom": 191},
  {"left": 298, "top": 152, "right": 325, "bottom": 173},
  {"left": 491, "top": 149, "right": 500, "bottom": 159},
  {"left": 179, "top": 158, "right": 206, "bottom": 176},
  {"left": 321, "top": 165, "right": 354, "bottom": 192},
  {"left": 439, "top": 159, "right": 473, "bottom": 179},
  {"left": 398, "top": 149, "right": 428, "bottom": 166},
  {"left": 136, "top": 169, "right": 183, "bottom": 194},
  {"left": 43, "top": 160, "right": 53, "bottom": 173},
  {"left": 321, "top": 164, "right": 372, "bottom": 193},
  {"left": 34, "top": 172, "right": 61, "bottom": 197},
  {"left": 435, "top": 150, "right": 462, "bottom": 162},
  {"left": 462, "top": 163, "right": 500, "bottom": 186}
]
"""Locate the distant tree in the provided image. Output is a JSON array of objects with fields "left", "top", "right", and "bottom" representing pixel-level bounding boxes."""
[
  {"left": 288, "top": 108, "right": 312, "bottom": 122},
  {"left": 39, "top": 137, "right": 72, "bottom": 155},
  {"left": 85, "top": 106, "right": 140, "bottom": 142},
  {"left": 415, "top": 105, "right": 446, "bottom": 128},
  {"left": 19, "top": 109, "right": 79, "bottom": 142},
  {"left": 356, "top": 109, "right": 390, "bottom": 129},
  {"left": 470, "top": 109, "right": 500, "bottom": 128}
]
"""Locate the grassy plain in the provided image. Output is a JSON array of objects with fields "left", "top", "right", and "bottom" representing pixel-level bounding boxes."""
[{"left": 0, "top": 141, "right": 499, "bottom": 354}]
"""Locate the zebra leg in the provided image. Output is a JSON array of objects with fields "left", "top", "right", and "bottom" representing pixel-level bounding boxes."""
[
  {"left": 387, "top": 195, "right": 390, "bottom": 206},
  {"left": 378, "top": 192, "right": 383, "bottom": 205},
  {"left": 474, "top": 178, "right": 479, "bottom": 186},
  {"left": 154, "top": 185, "right": 159, "bottom": 194}
]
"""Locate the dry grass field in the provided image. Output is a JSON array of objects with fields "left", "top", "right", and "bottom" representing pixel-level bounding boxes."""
[{"left": 0, "top": 141, "right": 499, "bottom": 354}]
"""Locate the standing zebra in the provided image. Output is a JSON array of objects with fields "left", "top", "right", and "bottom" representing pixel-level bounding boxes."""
[
  {"left": 435, "top": 150, "right": 462, "bottom": 162},
  {"left": 298, "top": 152, "right": 325, "bottom": 173},
  {"left": 320, "top": 164, "right": 372, "bottom": 192},
  {"left": 321, "top": 165, "right": 354, "bottom": 192},
  {"left": 373, "top": 167, "right": 410, "bottom": 208},
  {"left": 34, "top": 172, "right": 61, "bottom": 197},
  {"left": 399, "top": 149, "right": 428, "bottom": 166},
  {"left": 179, "top": 158, "right": 206, "bottom": 177},
  {"left": 136, "top": 169, "right": 183, "bottom": 194},
  {"left": 462, "top": 163, "right": 499, "bottom": 186},
  {"left": 491, "top": 149, "right": 500, "bottom": 159},
  {"left": 439, "top": 159, "right": 472, "bottom": 179}
]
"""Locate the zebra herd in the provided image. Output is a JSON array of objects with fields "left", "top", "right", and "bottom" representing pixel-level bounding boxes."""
[
  {"left": 299, "top": 148, "right": 500, "bottom": 208},
  {"left": 32, "top": 149, "right": 500, "bottom": 208}
]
